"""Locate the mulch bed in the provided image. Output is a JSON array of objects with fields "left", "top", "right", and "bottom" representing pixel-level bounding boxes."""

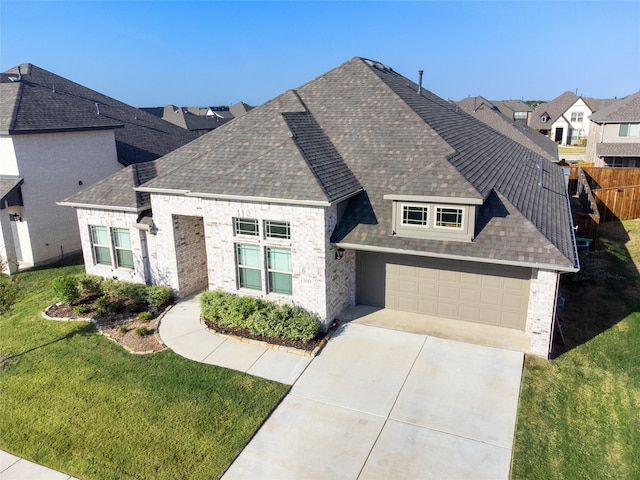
[{"left": 203, "top": 318, "right": 341, "bottom": 353}]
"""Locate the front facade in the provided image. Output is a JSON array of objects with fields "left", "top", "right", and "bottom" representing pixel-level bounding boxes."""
[
  {"left": 64, "top": 57, "right": 579, "bottom": 358},
  {"left": 585, "top": 92, "right": 640, "bottom": 167}
]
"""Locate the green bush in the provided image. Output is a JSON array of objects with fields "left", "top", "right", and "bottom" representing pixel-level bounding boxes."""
[
  {"left": 138, "top": 311, "right": 153, "bottom": 322},
  {"left": 95, "top": 295, "right": 109, "bottom": 314},
  {"left": 135, "top": 326, "right": 147, "bottom": 337},
  {"left": 79, "top": 275, "right": 103, "bottom": 295},
  {"left": 72, "top": 304, "right": 87, "bottom": 315},
  {"left": 0, "top": 276, "right": 19, "bottom": 316},
  {"left": 52, "top": 276, "right": 80, "bottom": 304},
  {"left": 200, "top": 290, "right": 319, "bottom": 342},
  {"left": 120, "top": 282, "right": 147, "bottom": 305},
  {"left": 107, "top": 300, "right": 124, "bottom": 313},
  {"left": 145, "top": 286, "right": 171, "bottom": 308},
  {"left": 118, "top": 324, "right": 128, "bottom": 335}
]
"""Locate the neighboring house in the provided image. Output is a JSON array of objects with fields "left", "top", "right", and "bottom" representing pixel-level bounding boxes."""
[
  {"left": 491, "top": 100, "right": 533, "bottom": 124},
  {"left": 530, "top": 91, "right": 614, "bottom": 145},
  {"left": 0, "top": 63, "right": 196, "bottom": 273},
  {"left": 585, "top": 91, "right": 640, "bottom": 167},
  {"left": 141, "top": 102, "right": 253, "bottom": 136},
  {"left": 61, "top": 57, "right": 579, "bottom": 358},
  {"left": 457, "top": 96, "right": 559, "bottom": 163}
]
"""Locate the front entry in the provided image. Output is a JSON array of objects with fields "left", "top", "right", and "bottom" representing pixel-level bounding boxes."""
[{"left": 172, "top": 215, "right": 209, "bottom": 297}]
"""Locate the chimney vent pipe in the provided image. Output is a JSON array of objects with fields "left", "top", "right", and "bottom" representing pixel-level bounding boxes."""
[{"left": 418, "top": 70, "right": 424, "bottom": 95}]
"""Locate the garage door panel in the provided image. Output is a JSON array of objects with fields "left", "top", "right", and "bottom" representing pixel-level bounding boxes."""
[{"left": 357, "top": 252, "right": 530, "bottom": 330}]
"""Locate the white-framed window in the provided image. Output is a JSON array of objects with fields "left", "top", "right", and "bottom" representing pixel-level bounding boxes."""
[
  {"left": 435, "top": 207, "right": 464, "bottom": 229},
  {"left": 265, "top": 220, "right": 290, "bottom": 239},
  {"left": 90, "top": 226, "right": 111, "bottom": 266},
  {"left": 267, "top": 247, "right": 292, "bottom": 295},
  {"left": 113, "top": 228, "right": 134, "bottom": 269},
  {"left": 541, "top": 115, "right": 548, "bottom": 123},
  {"left": 234, "top": 217, "right": 259, "bottom": 236},
  {"left": 570, "top": 112, "right": 584, "bottom": 122},
  {"left": 514, "top": 111, "right": 527, "bottom": 120},
  {"left": 619, "top": 123, "right": 640, "bottom": 138},
  {"left": 402, "top": 205, "right": 429, "bottom": 227},
  {"left": 236, "top": 244, "right": 262, "bottom": 290}
]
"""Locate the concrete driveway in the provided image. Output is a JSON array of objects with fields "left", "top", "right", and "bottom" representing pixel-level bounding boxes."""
[{"left": 223, "top": 322, "right": 524, "bottom": 479}]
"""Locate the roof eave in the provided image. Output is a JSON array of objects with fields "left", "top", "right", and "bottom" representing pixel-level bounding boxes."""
[
  {"left": 57, "top": 201, "right": 144, "bottom": 213},
  {"left": 6, "top": 125, "right": 124, "bottom": 135}
]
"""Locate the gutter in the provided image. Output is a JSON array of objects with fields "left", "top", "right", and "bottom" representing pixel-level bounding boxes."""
[
  {"left": 333, "top": 242, "right": 580, "bottom": 273},
  {"left": 56, "top": 201, "right": 144, "bottom": 213}
]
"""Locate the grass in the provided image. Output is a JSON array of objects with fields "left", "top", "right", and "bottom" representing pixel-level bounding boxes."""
[
  {"left": 0, "top": 259, "right": 290, "bottom": 479},
  {"left": 558, "top": 145, "right": 586, "bottom": 154},
  {"left": 511, "top": 219, "right": 640, "bottom": 479}
]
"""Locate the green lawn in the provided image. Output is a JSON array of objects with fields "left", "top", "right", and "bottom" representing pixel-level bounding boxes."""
[
  {"left": 511, "top": 220, "right": 640, "bottom": 479},
  {"left": 558, "top": 145, "right": 586, "bottom": 154},
  {"left": 0, "top": 259, "right": 289, "bottom": 479}
]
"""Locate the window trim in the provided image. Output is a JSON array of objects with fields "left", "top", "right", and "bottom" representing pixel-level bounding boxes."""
[
  {"left": 236, "top": 243, "right": 262, "bottom": 291},
  {"left": 570, "top": 112, "right": 584, "bottom": 123},
  {"left": 90, "top": 225, "right": 112, "bottom": 266},
  {"left": 112, "top": 228, "right": 134, "bottom": 269},
  {"left": 401, "top": 204, "right": 430, "bottom": 228},
  {"left": 266, "top": 247, "right": 292, "bottom": 295},
  {"left": 264, "top": 220, "right": 291, "bottom": 240},
  {"left": 434, "top": 206, "right": 465, "bottom": 230},
  {"left": 234, "top": 217, "right": 259, "bottom": 236},
  {"left": 618, "top": 123, "right": 640, "bottom": 138}
]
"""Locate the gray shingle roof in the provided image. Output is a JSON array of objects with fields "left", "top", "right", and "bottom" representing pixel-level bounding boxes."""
[
  {"left": 596, "top": 143, "right": 640, "bottom": 157},
  {"left": 589, "top": 91, "right": 640, "bottom": 123},
  {"left": 0, "top": 176, "right": 23, "bottom": 207},
  {"left": 529, "top": 91, "right": 579, "bottom": 130},
  {"left": 1, "top": 64, "right": 196, "bottom": 166},
  {"left": 457, "top": 96, "right": 558, "bottom": 163},
  {"left": 68, "top": 57, "right": 577, "bottom": 270}
]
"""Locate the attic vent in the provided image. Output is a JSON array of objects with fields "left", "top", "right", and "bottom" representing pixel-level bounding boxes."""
[
  {"left": 364, "top": 59, "right": 393, "bottom": 72},
  {"left": 95, "top": 103, "right": 101, "bottom": 115}
]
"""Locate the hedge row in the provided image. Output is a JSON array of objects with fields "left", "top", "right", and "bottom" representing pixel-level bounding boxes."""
[
  {"left": 200, "top": 290, "right": 319, "bottom": 343},
  {"left": 53, "top": 274, "right": 172, "bottom": 309}
]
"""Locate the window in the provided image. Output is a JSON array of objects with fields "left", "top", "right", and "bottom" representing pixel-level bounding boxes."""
[
  {"left": 90, "top": 226, "right": 111, "bottom": 265},
  {"left": 514, "top": 111, "right": 527, "bottom": 119},
  {"left": 435, "top": 207, "right": 464, "bottom": 229},
  {"left": 570, "top": 112, "right": 584, "bottom": 122},
  {"left": 619, "top": 123, "right": 640, "bottom": 137},
  {"left": 234, "top": 218, "right": 259, "bottom": 236},
  {"left": 265, "top": 220, "right": 290, "bottom": 239},
  {"left": 402, "top": 205, "right": 429, "bottom": 226},
  {"left": 540, "top": 115, "right": 548, "bottom": 123},
  {"left": 267, "top": 247, "right": 292, "bottom": 295},
  {"left": 236, "top": 244, "right": 262, "bottom": 290},
  {"left": 113, "top": 228, "right": 134, "bottom": 269}
]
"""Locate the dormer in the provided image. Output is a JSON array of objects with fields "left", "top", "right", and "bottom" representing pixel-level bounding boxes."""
[{"left": 384, "top": 194, "right": 481, "bottom": 242}]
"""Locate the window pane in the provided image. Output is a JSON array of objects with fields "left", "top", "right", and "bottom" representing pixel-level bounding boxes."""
[
  {"left": 619, "top": 124, "right": 629, "bottom": 136},
  {"left": 436, "top": 208, "right": 463, "bottom": 228},
  {"left": 629, "top": 124, "right": 640, "bottom": 137},
  {"left": 239, "top": 267, "right": 262, "bottom": 290},
  {"left": 403, "top": 206, "right": 428, "bottom": 226},
  {"left": 265, "top": 220, "right": 290, "bottom": 239},
  {"left": 91, "top": 226, "right": 109, "bottom": 246},
  {"left": 113, "top": 228, "right": 131, "bottom": 248},
  {"left": 235, "top": 218, "right": 258, "bottom": 236},
  {"left": 94, "top": 246, "right": 111, "bottom": 265},
  {"left": 116, "top": 249, "right": 134, "bottom": 269},
  {"left": 267, "top": 248, "right": 291, "bottom": 272},
  {"left": 269, "top": 272, "right": 292, "bottom": 295},
  {"left": 237, "top": 244, "right": 260, "bottom": 267}
]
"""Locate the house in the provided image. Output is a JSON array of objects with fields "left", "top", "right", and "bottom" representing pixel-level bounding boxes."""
[
  {"left": 491, "top": 99, "right": 533, "bottom": 124},
  {"left": 0, "top": 63, "right": 196, "bottom": 273},
  {"left": 457, "top": 96, "right": 558, "bottom": 163},
  {"left": 529, "top": 91, "right": 614, "bottom": 145},
  {"left": 61, "top": 57, "right": 579, "bottom": 358},
  {"left": 585, "top": 91, "right": 640, "bottom": 167},
  {"left": 141, "top": 102, "right": 254, "bottom": 136}
]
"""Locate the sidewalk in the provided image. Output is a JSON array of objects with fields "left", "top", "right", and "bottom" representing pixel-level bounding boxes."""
[{"left": 0, "top": 450, "right": 78, "bottom": 480}]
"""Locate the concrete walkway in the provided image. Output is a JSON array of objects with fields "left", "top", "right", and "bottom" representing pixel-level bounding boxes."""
[{"left": 2, "top": 296, "right": 524, "bottom": 479}]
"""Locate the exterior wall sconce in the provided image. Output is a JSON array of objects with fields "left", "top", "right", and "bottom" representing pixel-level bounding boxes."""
[
  {"left": 9, "top": 213, "right": 21, "bottom": 222},
  {"left": 335, "top": 248, "right": 345, "bottom": 259}
]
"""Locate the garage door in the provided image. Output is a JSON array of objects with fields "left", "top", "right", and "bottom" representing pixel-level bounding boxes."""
[{"left": 357, "top": 252, "right": 530, "bottom": 330}]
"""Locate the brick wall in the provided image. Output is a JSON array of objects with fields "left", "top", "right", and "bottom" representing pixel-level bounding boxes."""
[
  {"left": 172, "top": 214, "right": 208, "bottom": 297},
  {"left": 525, "top": 268, "right": 559, "bottom": 358}
]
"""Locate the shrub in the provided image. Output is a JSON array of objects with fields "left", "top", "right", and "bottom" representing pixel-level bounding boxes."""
[
  {"left": 135, "top": 326, "right": 147, "bottom": 337},
  {"left": 200, "top": 290, "right": 231, "bottom": 324},
  {"left": 79, "top": 275, "right": 103, "bottom": 295},
  {"left": 52, "top": 276, "right": 80, "bottom": 304},
  {"left": 118, "top": 324, "right": 128, "bottom": 335},
  {"left": 107, "top": 300, "right": 124, "bottom": 313},
  {"left": 0, "top": 276, "right": 19, "bottom": 316},
  {"left": 126, "top": 303, "right": 139, "bottom": 314},
  {"left": 138, "top": 311, "right": 153, "bottom": 322},
  {"left": 99, "top": 278, "right": 121, "bottom": 298},
  {"left": 95, "top": 295, "right": 109, "bottom": 315},
  {"left": 120, "top": 282, "right": 147, "bottom": 305},
  {"left": 145, "top": 286, "right": 171, "bottom": 308},
  {"left": 72, "top": 304, "right": 87, "bottom": 315}
]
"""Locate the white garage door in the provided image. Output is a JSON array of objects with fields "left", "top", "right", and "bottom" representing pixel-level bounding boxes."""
[{"left": 357, "top": 252, "right": 530, "bottom": 330}]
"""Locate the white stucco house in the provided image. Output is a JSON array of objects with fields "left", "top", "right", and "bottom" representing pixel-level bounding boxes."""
[
  {"left": 61, "top": 57, "right": 579, "bottom": 358},
  {"left": 0, "top": 64, "right": 196, "bottom": 273}
]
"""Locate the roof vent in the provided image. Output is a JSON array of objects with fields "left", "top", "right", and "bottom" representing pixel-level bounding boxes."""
[
  {"left": 8, "top": 65, "right": 22, "bottom": 83},
  {"left": 418, "top": 70, "right": 424, "bottom": 95},
  {"left": 95, "top": 103, "right": 101, "bottom": 115}
]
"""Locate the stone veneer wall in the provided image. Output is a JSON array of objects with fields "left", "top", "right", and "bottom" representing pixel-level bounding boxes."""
[
  {"left": 525, "top": 268, "right": 560, "bottom": 358},
  {"left": 149, "top": 194, "right": 349, "bottom": 328}
]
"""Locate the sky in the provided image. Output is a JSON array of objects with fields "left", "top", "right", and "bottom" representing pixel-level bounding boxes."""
[{"left": 1, "top": 1, "right": 639, "bottom": 108}]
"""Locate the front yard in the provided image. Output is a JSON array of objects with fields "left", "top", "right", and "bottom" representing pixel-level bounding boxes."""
[
  {"left": 511, "top": 219, "right": 640, "bottom": 479},
  {"left": 0, "top": 259, "right": 289, "bottom": 479}
]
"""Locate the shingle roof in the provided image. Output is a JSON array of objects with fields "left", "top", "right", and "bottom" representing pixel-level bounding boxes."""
[
  {"left": 596, "top": 142, "right": 640, "bottom": 157},
  {"left": 457, "top": 96, "right": 558, "bottom": 162},
  {"left": 529, "top": 91, "right": 579, "bottom": 130},
  {"left": 68, "top": 57, "right": 577, "bottom": 270},
  {"left": 1, "top": 64, "right": 196, "bottom": 166},
  {"left": 493, "top": 100, "right": 533, "bottom": 115},
  {"left": 0, "top": 176, "right": 23, "bottom": 207},
  {"left": 589, "top": 91, "right": 640, "bottom": 123}
]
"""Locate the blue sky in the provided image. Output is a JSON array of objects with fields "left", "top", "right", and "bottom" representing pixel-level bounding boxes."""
[{"left": 1, "top": 1, "right": 639, "bottom": 107}]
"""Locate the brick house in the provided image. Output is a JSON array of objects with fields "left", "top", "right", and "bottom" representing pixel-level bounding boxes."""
[
  {"left": 61, "top": 57, "right": 579, "bottom": 358},
  {"left": 0, "top": 64, "right": 196, "bottom": 273}
]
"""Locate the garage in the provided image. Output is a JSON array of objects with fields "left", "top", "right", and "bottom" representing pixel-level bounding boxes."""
[{"left": 356, "top": 252, "right": 531, "bottom": 330}]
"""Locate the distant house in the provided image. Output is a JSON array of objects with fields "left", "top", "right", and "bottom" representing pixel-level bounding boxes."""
[
  {"left": 586, "top": 91, "right": 640, "bottom": 167},
  {"left": 62, "top": 57, "right": 578, "bottom": 359},
  {"left": 141, "top": 102, "right": 253, "bottom": 136},
  {"left": 491, "top": 100, "right": 533, "bottom": 124},
  {"left": 529, "top": 91, "right": 614, "bottom": 145},
  {"left": 457, "top": 96, "right": 558, "bottom": 163},
  {"left": 0, "top": 64, "right": 196, "bottom": 273}
]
